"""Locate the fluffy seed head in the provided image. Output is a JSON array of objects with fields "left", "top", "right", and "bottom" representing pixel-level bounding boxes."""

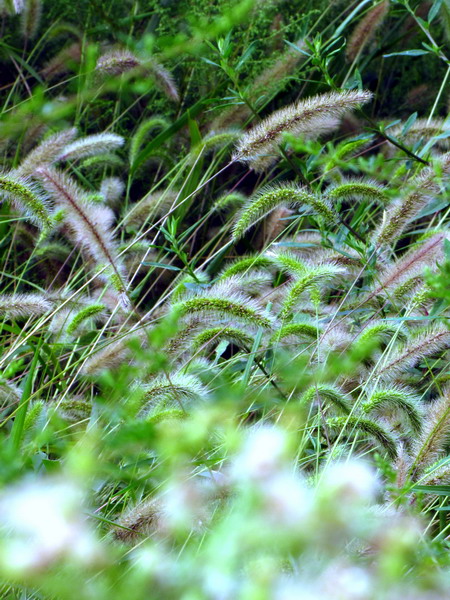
[
  {"left": 366, "top": 233, "right": 448, "bottom": 303},
  {"left": 192, "top": 326, "right": 254, "bottom": 352},
  {"left": 270, "top": 322, "right": 320, "bottom": 346},
  {"left": 129, "top": 116, "right": 169, "bottom": 167},
  {"left": 36, "top": 167, "right": 128, "bottom": 297},
  {"left": 0, "top": 293, "right": 53, "bottom": 318},
  {"left": 376, "top": 326, "right": 450, "bottom": 381},
  {"left": 329, "top": 415, "right": 398, "bottom": 459},
  {"left": 346, "top": 1, "right": 390, "bottom": 62},
  {"left": 301, "top": 384, "right": 351, "bottom": 414},
  {"left": 326, "top": 178, "right": 386, "bottom": 204},
  {"left": 66, "top": 303, "right": 106, "bottom": 335},
  {"left": 172, "top": 286, "right": 275, "bottom": 329},
  {"left": 16, "top": 128, "right": 78, "bottom": 177},
  {"left": 409, "top": 388, "right": 450, "bottom": 479},
  {"left": 96, "top": 49, "right": 141, "bottom": 75},
  {"left": 0, "top": 174, "right": 52, "bottom": 230},
  {"left": 20, "top": 0, "right": 42, "bottom": 39},
  {"left": 279, "top": 264, "right": 344, "bottom": 319},
  {"left": 372, "top": 154, "right": 450, "bottom": 246},
  {"left": 41, "top": 43, "right": 83, "bottom": 81},
  {"left": 388, "top": 118, "right": 450, "bottom": 151},
  {"left": 219, "top": 255, "right": 274, "bottom": 280},
  {"left": 100, "top": 177, "right": 125, "bottom": 205},
  {"left": 58, "top": 133, "right": 124, "bottom": 162},
  {"left": 123, "top": 190, "right": 178, "bottom": 228},
  {"left": 362, "top": 387, "right": 423, "bottom": 434},
  {"left": 213, "top": 191, "right": 247, "bottom": 212},
  {"left": 139, "top": 373, "right": 209, "bottom": 416},
  {"left": 113, "top": 498, "right": 162, "bottom": 543},
  {"left": 233, "top": 182, "right": 336, "bottom": 240},
  {"left": 233, "top": 90, "right": 373, "bottom": 167},
  {"left": 146, "top": 58, "right": 179, "bottom": 102}
]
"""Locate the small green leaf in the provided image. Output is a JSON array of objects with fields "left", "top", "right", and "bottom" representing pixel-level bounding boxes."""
[
  {"left": 417, "top": 16, "right": 430, "bottom": 30},
  {"left": 429, "top": 0, "right": 444, "bottom": 23},
  {"left": 413, "top": 485, "right": 450, "bottom": 496},
  {"left": 10, "top": 342, "right": 41, "bottom": 452},
  {"left": 235, "top": 41, "right": 257, "bottom": 71},
  {"left": 444, "top": 238, "right": 450, "bottom": 260},
  {"left": 383, "top": 49, "right": 429, "bottom": 57},
  {"left": 384, "top": 119, "right": 402, "bottom": 130},
  {"left": 401, "top": 112, "right": 418, "bottom": 135},
  {"left": 416, "top": 198, "right": 449, "bottom": 219},
  {"left": 142, "top": 261, "right": 182, "bottom": 271}
]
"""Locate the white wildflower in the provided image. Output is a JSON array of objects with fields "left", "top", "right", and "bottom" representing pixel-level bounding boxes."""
[
  {"left": 318, "top": 459, "right": 379, "bottom": 503},
  {"left": 232, "top": 426, "right": 289, "bottom": 481},
  {"left": 0, "top": 477, "right": 103, "bottom": 575}
]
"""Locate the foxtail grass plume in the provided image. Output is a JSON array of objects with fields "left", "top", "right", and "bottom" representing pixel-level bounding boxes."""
[
  {"left": 326, "top": 178, "right": 386, "bottom": 204},
  {"left": 213, "top": 191, "right": 246, "bottom": 213},
  {"left": 361, "top": 387, "right": 423, "bottom": 434},
  {"left": 219, "top": 255, "right": 274, "bottom": 280},
  {"left": 346, "top": 1, "right": 390, "bottom": 62},
  {"left": 0, "top": 293, "right": 53, "bottom": 318},
  {"left": 301, "top": 384, "right": 351, "bottom": 414},
  {"left": 375, "top": 326, "right": 450, "bottom": 381},
  {"left": 233, "top": 90, "right": 372, "bottom": 169},
  {"left": 56, "top": 397, "right": 92, "bottom": 423},
  {"left": 372, "top": 154, "right": 450, "bottom": 247},
  {"left": 66, "top": 303, "right": 106, "bottom": 336},
  {"left": 270, "top": 322, "right": 320, "bottom": 345},
  {"left": 58, "top": 133, "right": 124, "bottom": 162},
  {"left": 171, "top": 285, "right": 275, "bottom": 329},
  {"left": 408, "top": 388, "right": 450, "bottom": 479},
  {"left": 192, "top": 326, "right": 254, "bottom": 352},
  {"left": 96, "top": 49, "right": 141, "bottom": 75},
  {"left": 232, "top": 183, "right": 336, "bottom": 240},
  {"left": 0, "top": 174, "right": 52, "bottom": 230},
  {"left": 41, "top": 42, "right": 82, "bottom": 80},
  {"left": 363, "top": 233, "right": 448, "bottom": 305},
  {"left": 267, "top": 248, "right": 308, "bottom": 277},
  {"left": 146, "top": 58, "right": 179, "bottom": 102},
  {"left": 35, "top": 167, "right": 129, "bottom": 303},
  {"left": 100, "top": 177, "right": 125, "bottom": 205},
  {"left": 20, "top": 0, "right": 42, "bottom": 39},
  {"left": 96, "top": 49, "right": 179, "bottom": 102},
  {"left": 328, "top": 415, "right": 398, "bottom": 459},
  {"left": 189, "top": 129, "right": 239, "bottom": 164},
  {"left": 81, "top": 332, "right": 144, "bottom": 376},
  {"left": 321, "top": 137, "right": 372, "bottom": 179},
  {"left": 139, "top": 373, "right": 209, "bottom": 414},
  {"left": 15, "top": 128, "right": 77, "bottom": 177},
  {"left": 112, "top": 497, "right": 162, "bottom": 543},
  {"left": 388, "top": 118, "right": 450, "bottom": 152},
  {"left": 279, "top": 263, "right": 344, "bottom": 319},
  {"left": 219, "top": 271, "right": 273, "bottom": 298},
  {"left": 250, "top": 38, "right": 307, "bottom": 101},
  {"left": 123, "top": 190, "right": 178, "bottom": 228},
  {"left": 211, "top": 38, "right": 307, "bottom": 131},
  {"left": 129, "top": 116, "right": 169, "bottom": 167},
  {"left": 352, "top": 321, "right": 408, "bottom": 356}
]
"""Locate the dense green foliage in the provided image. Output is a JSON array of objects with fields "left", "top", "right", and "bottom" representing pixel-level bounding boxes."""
[{"left": 0, "top": 0, "right": 450, "bottom": 598}]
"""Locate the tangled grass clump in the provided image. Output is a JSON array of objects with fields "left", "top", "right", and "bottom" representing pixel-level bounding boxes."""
[{"left": 0, "top": 0, "right": 450, "bottom": 598}]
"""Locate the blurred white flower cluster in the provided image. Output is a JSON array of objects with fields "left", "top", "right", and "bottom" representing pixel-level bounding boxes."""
[
  {"left": 0, "top": 476, "right": 104, "bottom": 576},
  {"left": 128, "top": 425, "right": 434, "bottom": 600},
  {"left": 0, "top": 427, "right": 444, "bottom": 600}
]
